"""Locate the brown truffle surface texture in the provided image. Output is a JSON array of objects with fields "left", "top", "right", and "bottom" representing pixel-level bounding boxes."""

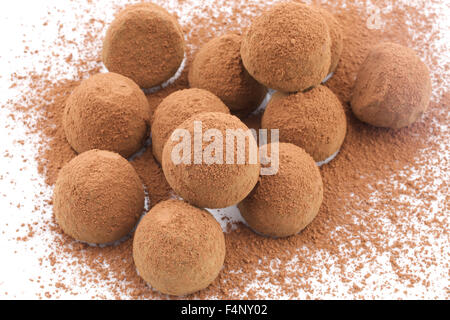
[
  {"left": 102, "top": 3, "right": 185, "bottom": 88},
  {"left": 351, "top": 42, "right": 432, "bottom": 129},
  {"left": 151, "top": 88, "right": 230, "bottom": 164},
  {"left": 314, "top": 6, "right": 344, "bottom": 74},
  {"left": 133, "top": 200, "right": 225, "bottom": 296},
  {"left": 162, "top": 112, "right": 260, "bottom": 209},
  {"left": 238, "top": 143, "right": 323, "bottom": 238},
  {"left": 189, "top": 33, "right": 267, "bottom": 115},
  {"left": 240, "top": 2, "right": 331, "bottom": 92},
  {"left": 262, "top": 85, "right": 347, "bottom": 162},
  {"left": 63, "top": 72, "right": 150, "bottom": 159},
  {"left": 53, "top": 150, "right": 145, "bottom": 245}
]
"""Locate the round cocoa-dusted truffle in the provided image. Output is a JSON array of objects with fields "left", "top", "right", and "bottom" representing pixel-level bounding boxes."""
[
  {"left": 189, "top": 33, "right": 267, "bottom": 115},
  {"left": 102, "top": 3, "right": 185, "bottom": 88},
  {"left": 262, "top": 85, "right": 347, "bottom": 162},
  {"left": 151, "top": 88, "right": 230, "bottom": 164},
  {"left": 63, "top": 72, "right": 150, "bottom": 159},
  {"left": 133, "top": 199, "right": 225, "bottom": 296},
  {"left": 351, "top": 42, "right": 432, "bottom": 129},
  {"left": 241, "top": 2, "right": 331, "bottom": 92},
  {"left": 238, "top": 143, "right": 323, "bottom": 238},
  {"left": 162, "top": 112, "right": 260, "bottom": 209},
  {"left": 314, "top": 7, "right": 344, "bottom": 74},
  {"left": 53, "top": 150, "right": 145, "bottom": 244}
]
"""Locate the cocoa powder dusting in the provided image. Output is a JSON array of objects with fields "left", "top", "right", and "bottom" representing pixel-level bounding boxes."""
[{"left": 2, "top": 0, "right": 449, "bottom": 299}]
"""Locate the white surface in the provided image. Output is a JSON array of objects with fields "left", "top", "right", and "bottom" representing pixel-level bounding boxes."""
[{"left": 0, "top": 0, "right": 449, "bottom": 299}]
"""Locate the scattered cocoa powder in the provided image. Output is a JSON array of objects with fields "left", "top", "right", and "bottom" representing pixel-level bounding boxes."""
[{"left": 4, "top": 0, "right": 449, "bottom": 299}]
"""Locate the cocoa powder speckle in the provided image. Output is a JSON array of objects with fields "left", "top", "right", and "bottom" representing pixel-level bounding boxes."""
[{"left": 1, "top": 0, "right": 448, "bottom": 299}]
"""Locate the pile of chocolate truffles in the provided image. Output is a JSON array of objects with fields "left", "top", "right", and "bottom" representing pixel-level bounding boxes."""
[{"left": 53, "top": 2, "right": 431, "bottom": 296}]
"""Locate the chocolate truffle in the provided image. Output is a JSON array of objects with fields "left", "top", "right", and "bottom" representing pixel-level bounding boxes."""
[
  {"left": 133, "top": 200, "right": 225, "bottom": 296},
  {"left": 53, "top": 150, "right": 145, "bottom": 244},
  {"left": 239, "top": 143, "right": 323, "bottom": 238},
  {"left": 314, "top": 7, "right": 344, "bottom": 74},
  {"left": 351, "top": 42, "right": 432, "bottom": 129},
  {"left": 102, "top": 3, "right": 185, "bottom": 88},
  {"left": 162, "top": 112, "right": 260, "bottom": 209},
  {"left": 262, "top": 85, "right": 347, "bottom": 162},
  {"left": 152, "top": 88, "right": 230, "bottom": 164},
  {"left": 189, "top": 33, "right": 267, "bottom": 115},
  {"left": 63, "top": 72, "right": 150, "bottom": 158},
  {"left": 240, "top": 2, "right": 331, "bottom": 92}
]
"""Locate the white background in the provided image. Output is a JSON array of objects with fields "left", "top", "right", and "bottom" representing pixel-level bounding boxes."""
[{"left": 0, "top": 0, "right": 448, "bottom": 299}]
